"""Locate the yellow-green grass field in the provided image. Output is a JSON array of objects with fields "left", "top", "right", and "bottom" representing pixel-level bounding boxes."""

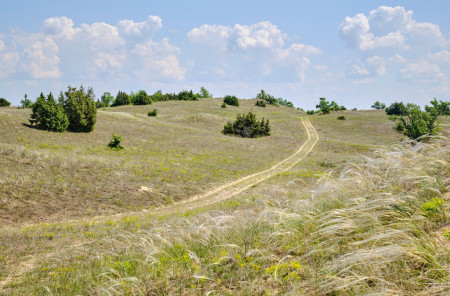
[{"left": 0, "top": 99, "right": 449, "bottom": 295}]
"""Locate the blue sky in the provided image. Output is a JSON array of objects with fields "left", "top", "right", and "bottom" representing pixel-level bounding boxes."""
[{"left": 1, "top": 0, "right": 449, "bottom": 109}]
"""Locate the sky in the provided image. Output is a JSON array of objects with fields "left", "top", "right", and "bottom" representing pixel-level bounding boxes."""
[{"left": 1, "top": 0, "right": 449, "bottom": 109}]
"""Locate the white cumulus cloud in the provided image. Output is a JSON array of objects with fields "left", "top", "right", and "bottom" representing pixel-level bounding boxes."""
[
  {"left": 187, "top": 21, "right": 321, "bottom": 82},
  {"left": 339, "top": 6, "right": 445, "bottom": 51}
]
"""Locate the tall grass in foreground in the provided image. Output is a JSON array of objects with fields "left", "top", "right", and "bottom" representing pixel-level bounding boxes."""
[{"left": 11, "top": 138, "right": 449, "bottom": 295}]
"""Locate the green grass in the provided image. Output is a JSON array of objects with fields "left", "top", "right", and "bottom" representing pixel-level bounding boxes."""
[{"left": 1, "top": 102, "right": 449, "bottom": 295}]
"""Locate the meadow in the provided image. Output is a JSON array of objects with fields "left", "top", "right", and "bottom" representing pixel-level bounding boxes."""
[{"left": 0, "top": 99, "right": 448, "bottom": 295}]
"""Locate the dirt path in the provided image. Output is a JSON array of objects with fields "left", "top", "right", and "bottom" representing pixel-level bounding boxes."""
[{"left": 0, "top": 117, "right": 319, "bottom": 291}]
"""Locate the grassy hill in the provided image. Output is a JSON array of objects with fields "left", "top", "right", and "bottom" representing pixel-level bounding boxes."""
[{"left": 0, "top": 99, "right": 448, "bottom": 295}]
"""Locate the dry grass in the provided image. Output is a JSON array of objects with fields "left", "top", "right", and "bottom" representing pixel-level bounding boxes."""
[
  {"left": 1, "top": 103, "right": 449, "bottom": 295},
  {"left": 0, "top": 99, "right": 305, "bottom": 223}
]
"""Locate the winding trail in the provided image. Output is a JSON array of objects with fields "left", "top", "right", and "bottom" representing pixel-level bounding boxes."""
[{"left": 0, "top": 117, "right": 319, "bottom": 291}]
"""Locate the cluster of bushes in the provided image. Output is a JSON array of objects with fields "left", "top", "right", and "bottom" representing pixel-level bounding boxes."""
[
  {"left": 386, "top": 99, "right": 449, "bottom": 140},
  {"left": 96, "top": 87, "right": 213, "bottom": 108},
  {"left": 223, "top": 112, "right": 270, "bottom": 138},
  {"left": 0, "top": 98, "right": 11, "bottom": 107},
  {"left": 256, "top": 90, "right": 294, "bottom": 108},
  {"left": 371, "top": 101, "right": 386, "bottom": 109},
  {"left": 255, "top": 100, "right": 266, "bottom": 107},
  {"left": 29, "top": 86, "right": 97, "bottom": 133},
  {"left": 223, "top": 95, "right": 239, "bottom": 107},
  {"left": 307, "top": 97, "right": 346, "bottom": 114}
]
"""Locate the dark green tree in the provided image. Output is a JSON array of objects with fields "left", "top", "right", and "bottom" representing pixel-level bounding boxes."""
[
  {"left": 60, "top": 86, "right": 97, "bottom": 132},
  {"left": 132, "top": 90, "right": 152, "bottom": 105},
  {"left": 29, "top": 92, "right": 68, "bottom": 132},
  {"left": 386, "top": 102, "right": 408, "bottom": 116},
  {"left": 112, "top": 91, "right": 131, "bottom": 106},
  {"left": 0, "top": 98, "right": 11, "bottom": 107},
  {"left": 177, "top": 90, "right": 198, "bottom": 101},
  {"left": 223, "top": 95, "right": 239, "bottom": 107},
  {"left": 255, "top": 100, "right": 266, "bottom": 107},
  {"left": 316, "top": 97, "right": 331, "bottom": 114},
  {"left": 371, "top": 101, "right": 386, "bottom": 110},
  {"left": 107, "top": 133, "right": 123, "bottom": 150},
  {"left": 222, "top": 112, "right": 270, "bottom": 138}
]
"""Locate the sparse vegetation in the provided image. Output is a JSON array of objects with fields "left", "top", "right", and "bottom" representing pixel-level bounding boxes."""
[
  {"left": 222, "top": 111, "right": 270, "bottom": 138},
  {"left": 223, "top": 95, "right": 239, "bottom": 107}
]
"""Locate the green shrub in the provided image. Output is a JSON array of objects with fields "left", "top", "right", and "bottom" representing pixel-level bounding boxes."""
[
  {"left": 132, "top": 90, "right": 152, "bottom": 105},
  {"left": 223, "top": 95, "right": 239, "bottom": 107},
  {"left": 20, "top": 94, "right": 33, "bottom": 109},
  {"left": 371, "top": 101, "right": 386, "bottom": 109},
  {"left": 221, "top": 102, "right": 227, "bottom": 108},
  {"left": 425, "top": 98, "right": 450, "bottom": 115},
  {"left": 391, "top": 103, "right": 439, "bottom": 140},
  {"left": 96, "top": 92, "right": 114, "bottom": 108},
  {"left": 337, "top": 116, "right": 346, "bottom": 120},
  {"left": 148, "top": 109, "right": 158, "bottom": 116},
  {"left": 107, "top": 133, "right": 124, "bottom": 150},
  {"left": 199, "top": 87, "right": 212, "bottom": 98},
  {"left": 386, "top": 102, "right": 408, "bottom": 116},
  {"left": 316, "top": 97, "right": 331, "bottom": 114},
  {"left": 0, "top": 98, "right": 11, "bottom": 107},
  {"left": 222, "top": 112, "right": 270, "bottom": 138},
  {"left": 177, "top": 90, "right": 198, "bottom": 101},
  {"left": 421, "top": 197, "right": 445, "bottom": 221},
  {"left": 29, "top": 92, "right": 69, "bottom": 132},
  {"left": 255, "top": 100, "right": 266, "bottom": 107},
  {"left": 112, "top": 91, "right": 131, "bottom": 107},
  {"left": 59, "top": 86, "right": 97, "bottom": 132},
  {"left": 256, "top": 89, "right": 277, "bottom": 105},
  {"left": 306, "top": 110, "right": 315, "bottom": 115}
]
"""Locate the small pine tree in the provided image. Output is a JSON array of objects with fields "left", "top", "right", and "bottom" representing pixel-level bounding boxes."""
[
  {"left": 96, "top": 92, "right": 114, "bottom": 108},
  {"left": 148, "top": 109, "right": 158, "bottom": 116},
  {"left": 60, "top": 86, "right": 97, "bottom": 132},
  {"left": 29, "top": 92, "right": 68, "bottom": 132},
  {"left": 107, "top": 133, "right": 123, "bottom": 150},
  {"left": 112, "top": 91, "right": 131, "bottom": 106},
  {"left": 223, "top": 112, "right": 270, "bottom": 138}
]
